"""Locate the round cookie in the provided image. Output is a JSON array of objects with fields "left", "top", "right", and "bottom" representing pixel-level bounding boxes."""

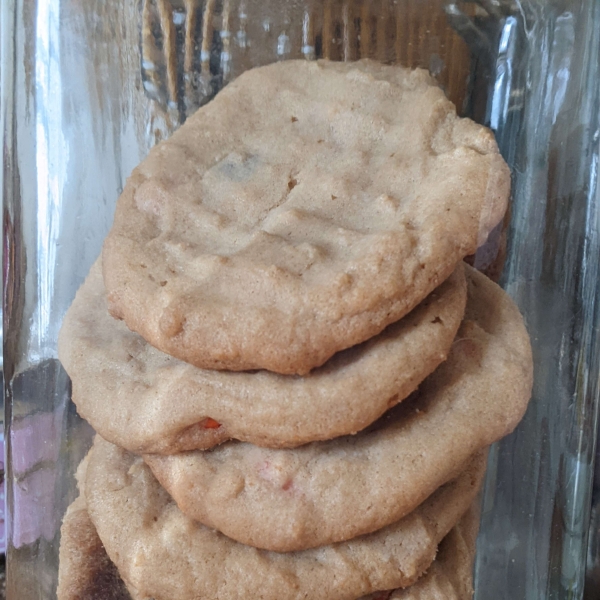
[
  {"left": 85, "top": 436, "right": 486, "bottom": 600},
  {"left": 102, "top": 59, "right": 510, "bottom": 375},
  {"left": 59, "top": 260, "right": 466, "bottom": 453},
  {"left": 57, "top": 498, "right": 478, "bottom": 600},
  {"left": 144, "top": 266, "right": 532, "bottom": 552}
]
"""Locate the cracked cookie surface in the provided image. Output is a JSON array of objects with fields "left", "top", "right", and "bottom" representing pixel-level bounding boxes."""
[{"left": 103, "top": 59, "right": 509, "bottom": 375}]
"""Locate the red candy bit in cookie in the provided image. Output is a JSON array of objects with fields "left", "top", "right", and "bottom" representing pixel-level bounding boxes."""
[{"left": 201, "top": 417, "right": 221, "bottom": 429}]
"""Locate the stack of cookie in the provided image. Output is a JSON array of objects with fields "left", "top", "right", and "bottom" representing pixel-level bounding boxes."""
[{"left": 57, "top": 60, "right": 533, "bottom": 600}]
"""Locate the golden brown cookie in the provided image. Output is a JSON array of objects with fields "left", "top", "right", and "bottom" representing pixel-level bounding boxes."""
[
  {"left": 144, "top": 266, "right": 532, "bottom": 552},
  {"left": 85, "top": 436, "right": 486, "bottom": 600},
  {"left": 102, "top": 59, "right": 509, "bottom": 375},
  {"left": 59, "top": 259, "right": 466, "bottom": 453}
]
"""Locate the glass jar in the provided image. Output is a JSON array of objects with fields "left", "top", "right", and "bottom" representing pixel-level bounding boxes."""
[{"left": 1, "top": 0, "right": 599, "bottom": 598}]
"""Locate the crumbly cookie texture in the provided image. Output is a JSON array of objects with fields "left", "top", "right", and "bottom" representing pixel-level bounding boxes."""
[
  {"left": 102, "top": 59, "right": 510, "bottom": 375},
  {"left": 57, "top": 457, "right": 131, "bottom": 600},
  {"left": 57, "top": 496, "right": 132, "bottom": 600},
  {"left": 85, "top": 437, "right": 486, "bottom": 600},
  {"left": 144, "top": 266, "right": 532, "bottom": 552},
  {"left": 359, "top": 503, "right": 479, "bottom": 600},
  {"left": 57, "top": 493, "right": 479, "bottom": 600},
  {"left": 59, "top": 260, "right": 466, "bottom": 453}
]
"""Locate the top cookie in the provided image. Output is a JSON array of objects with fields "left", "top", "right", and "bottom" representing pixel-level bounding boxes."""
[{"left": 103, "top": 59, "right": 509, "bottom": 374}]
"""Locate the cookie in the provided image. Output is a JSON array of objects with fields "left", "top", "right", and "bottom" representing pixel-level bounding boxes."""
[
  {"left": 57, "top": 496, "right": 132, "bottom": 600},
  {"left": 85, "top": 436, "right": 486, "bottom": 600},
  {"left": 102, "top": 59, "right": 510, "bottom": 375},
  {"left": 57, "top": 458, "right": 131, "bottom": 600},
  {"left": 360, "top": 504, "right": 479, "bottom": 600},
  {"left": 59, "top": 259, "right": 466, "bottom": 453},
  {"left": 144, "top": 266, "right": 532, "bottom": 552},
  {"left": 56, "top": 498, "right": 478, "bottom": 600}
]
